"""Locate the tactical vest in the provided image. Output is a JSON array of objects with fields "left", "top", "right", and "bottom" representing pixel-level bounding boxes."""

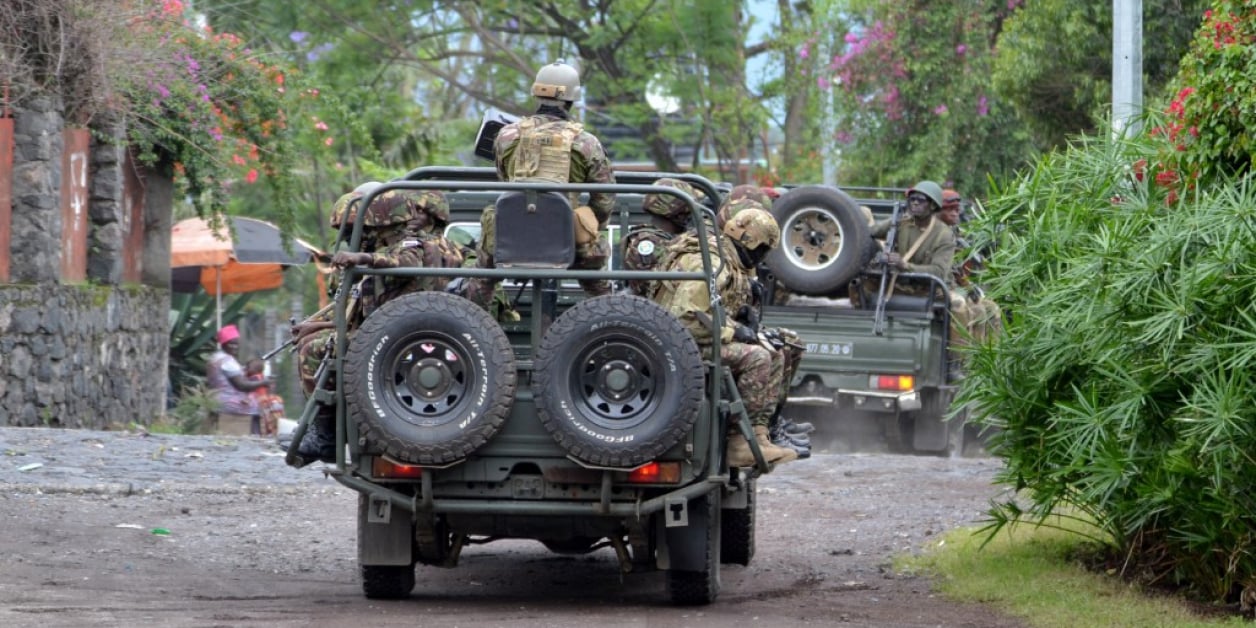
[
  {"left": 655, "top": 233, "right": 750, "bottom": 316},
  {"left": 507, "top": 117, "right": 584, "bottom": 183}
]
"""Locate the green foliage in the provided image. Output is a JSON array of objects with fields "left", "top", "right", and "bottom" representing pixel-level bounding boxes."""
[
  {"left": 1154, "top": 2, "right": 1256, "bottom": 191},
  {"left": 992, "top": 0, "right": 1208, "bottom": 151},
  {"left": 820, "top": 1, "right": 1036, "bottom": 192},
  {"left": 961, "top": 124, "right": 1256, "bottom": 602},
  {"left": 163, "top": 384, "right": 218, "bottom": 434}
]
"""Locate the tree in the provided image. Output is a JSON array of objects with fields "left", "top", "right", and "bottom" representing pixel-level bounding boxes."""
[{"left": 991, "top": 0, "right": 1209, "bottom": 150}]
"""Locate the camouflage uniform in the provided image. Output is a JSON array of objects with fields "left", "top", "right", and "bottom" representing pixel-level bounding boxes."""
[
  {"left": 716, "top": 184, "right": 775, "bottom": 229},
  {"left": 652, "top": 233, "right": 782, "bottom": 429},
  {"left": 622, "top": 178, "right": 702, "bottom": 298},
  {"left": 448, "top": 215, "right": 520, "bottom": 323},
  {"left": 297, "top": 189, "right": 462, "bottom": 396},
  {"left": 464, "top": 110, "right": 616, "bottom": 309}
]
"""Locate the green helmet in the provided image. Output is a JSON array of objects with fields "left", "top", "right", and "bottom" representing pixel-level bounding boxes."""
[
  {"left": 718, "top": 185, "right": 774, "bottom": 229},
  {"left": 723, "top": 206, "right": 780, "bottom": 251},
  {"left": 906, "top": 180, "right": 944, "bottom": 211},
  {"left": 329, "top": 181, "right": 382, "bottom": 228},
  {"left": 532, "top": 60, "right": 581, "bottom": 105},
  {"left": 642, "top": 178, "right": 700, "bottom": 224},
  {"left": 413, "top": 190, "right": 451, "bottom": 229}
]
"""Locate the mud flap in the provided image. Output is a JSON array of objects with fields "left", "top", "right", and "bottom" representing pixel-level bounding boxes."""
[
  {"left": 660, "top": 490, "right": 720, "bottom": 572},
  {"left": 357, "top": 494, "right": 413, "bottom": 566}
]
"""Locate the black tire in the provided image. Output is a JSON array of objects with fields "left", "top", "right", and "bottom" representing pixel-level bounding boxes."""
[
  {"left": 666, "top": 490, "right": 722, "bottom": 605},
  {"left": 533, "top": 295, "right": 705, "bottom": 468},
  {"left": 361, "top": 564, "right": 415, "bottom": 599},
  {"left": 766, "top": 185, "right": 876, "bottom": 296},
  {"left": 345, "top": 291, "right": 516, "bottom": 466},
  {"left": 720, "top": 477, "right": 756, "bottom": 566}
]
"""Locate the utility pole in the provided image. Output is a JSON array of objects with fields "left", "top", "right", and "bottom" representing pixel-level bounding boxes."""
[
  {"left": 820, "top": 38, "right": 838, "bottom": 186},
  {"left": 1112, "top": 0, "right": 1143, "bottom": 137}
]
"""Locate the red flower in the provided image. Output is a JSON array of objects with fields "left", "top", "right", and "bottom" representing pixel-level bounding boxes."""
[
  {"left": 245, "top": 169, "right": 259, "bottom": 183},
  {"left": 1154, "top": 170, "right": 1178, "bottom": 187},
  {"left": 1132, "top": 159, "right": 1147, "bottom": 182}
]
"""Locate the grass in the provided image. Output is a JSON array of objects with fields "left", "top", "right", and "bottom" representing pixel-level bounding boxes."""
[{"left": 897, "top": 517, "right": 1247, "bottom": 627}]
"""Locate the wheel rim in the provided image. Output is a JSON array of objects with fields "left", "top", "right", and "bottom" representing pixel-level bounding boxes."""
[
  {"left": 782, "top": 206, "right": 847, "bottom": 271},
  {"left": 570, "top": 338, "right": 661, "bottom": 431},
  {"left": 382, "top": 333, "right": 474, "bottom": 427}
]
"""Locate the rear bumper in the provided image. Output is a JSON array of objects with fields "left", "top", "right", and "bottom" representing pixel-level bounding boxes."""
[{"left": 786, "top": 388, "right": 922, "bottom": 413}]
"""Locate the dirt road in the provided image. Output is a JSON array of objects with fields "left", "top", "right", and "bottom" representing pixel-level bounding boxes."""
[{"left": 0, "top": 427, "right": 1021, "bottom": 627}]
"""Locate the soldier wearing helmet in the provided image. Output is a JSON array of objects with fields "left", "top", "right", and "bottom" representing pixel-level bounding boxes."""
[
  {"left": 291, "top": 184, "right": 463, "bottom": 466},
  {"left": 716, "top": 184, "right": 775, "bottom": 229},
  {"left": 464, "top": 59, "right": 617, "bottom": 309},
  {"left": 620, "top": 178, "right": 704, "bottom": 297},
  {"left": 868, "top": 180, "right": 957, "bottom": 294},
  {"left": 652, "top": 205, "right": 798, "bottom": 468}
]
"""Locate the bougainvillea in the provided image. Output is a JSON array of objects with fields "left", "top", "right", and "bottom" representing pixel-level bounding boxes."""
[{"left": 119, "top": 1, "right": 332, "bottom": 226}]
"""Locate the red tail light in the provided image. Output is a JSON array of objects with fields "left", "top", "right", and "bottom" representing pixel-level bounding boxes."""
[
  {"left": 871, "top": 374, "right": 914, "bottom": 391},
  {"left": 625, "top": 461, "right": 681, "bottom": 484},
  {"left": 372, "top": 457, "right": 424, "bottom": 479}
]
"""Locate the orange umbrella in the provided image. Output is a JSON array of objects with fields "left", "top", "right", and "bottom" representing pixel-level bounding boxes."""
[{"left": 170, "top": 215, "right": 323, "bottom": 327}]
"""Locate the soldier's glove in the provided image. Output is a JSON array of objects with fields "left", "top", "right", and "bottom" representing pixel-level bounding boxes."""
[
  {"left": 749, "top": 279, "right": 765, "bottom": 306},
  {"left": 732, "top": 323, "right": 757, "bottom": 344},
  {"left": 735, "top": 304, "right": 761, "bottom": 331}
]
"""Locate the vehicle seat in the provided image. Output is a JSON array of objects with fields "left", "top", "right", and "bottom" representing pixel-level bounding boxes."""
[{"left": 494, "top": 190, "right": 575, "bottom": 268}]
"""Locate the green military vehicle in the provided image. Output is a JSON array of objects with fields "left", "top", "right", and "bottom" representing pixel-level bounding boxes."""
[
  {"left": 286, "top": 167, "right": 777, "bottom": 605},
  {"left": 757, "top": 185, "right": 967, "bottom": 455}
]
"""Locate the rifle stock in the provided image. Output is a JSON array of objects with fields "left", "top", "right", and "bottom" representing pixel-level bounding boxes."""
[
  {"left": 262, "top": 302, "right": 335, "bottom": 361},
  {"left": 872, "top": 201, "right": 903, "bottom": 336}
]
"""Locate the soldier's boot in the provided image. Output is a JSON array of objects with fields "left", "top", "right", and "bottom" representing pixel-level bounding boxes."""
[
  {"left": 726, "top": 427, "right": 799, "bottom": 467},
  {"left": 295, "top": 407, "right": 338, "bottom": 465}
]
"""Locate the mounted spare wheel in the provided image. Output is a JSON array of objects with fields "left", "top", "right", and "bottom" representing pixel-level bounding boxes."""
[
  {"left": 345, "top": 291, "right": 516, "bottom": 466},
  {"left": 765, "top": 185, "right": 876, "bottom": 296},
  {"left": 533, "top": 295, "right": 704, "bottom": 468}
]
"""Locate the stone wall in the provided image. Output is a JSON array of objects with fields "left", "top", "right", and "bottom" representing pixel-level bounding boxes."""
[
  {"left": 1, "top": 98, "right": 172, "bottom": 428},
  {"left": 0, "top": 285, "right": 168, "bottom": 427}
]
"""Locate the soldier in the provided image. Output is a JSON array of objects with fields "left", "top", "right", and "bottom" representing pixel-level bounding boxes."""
[
  {"left": 291, "top": 185, "right": 463, "bottom": 465},
  {"left": 464, "top": 60, "right": 616, "bottom": 309},
  {"left": 653, "top": 207, "right": 798, "bottom": 468},
  {"left": 717, "top": 188, "right": 812, "bottom": 456},
  {"left": 869, "top": 180, "right": 958, "bottom": 291},
  {"left": 938, "top": 188, "right": 1002, "bottom": 343},
  {"left": 621, "top": 178, "right": 701, "bottom": 297}
]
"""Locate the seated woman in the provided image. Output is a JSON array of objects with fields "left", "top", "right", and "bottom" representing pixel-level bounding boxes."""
[{"left": 206, "top": 325, "right": 271, "bottom": 435}]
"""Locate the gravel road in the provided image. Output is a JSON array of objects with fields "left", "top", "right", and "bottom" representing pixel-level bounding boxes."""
[{"left": 0, "top": 426, "right": 1022, "bottom": 627}]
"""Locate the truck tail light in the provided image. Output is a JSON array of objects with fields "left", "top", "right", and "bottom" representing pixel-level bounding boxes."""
[
  {"left": 372, "top": 457, "right": 424, "bottom": 479},
  {"left": 625, "top": 461, "right": 681, "bottom": 484},
  {"left": 871, "top": 374, "right": 914, "bottom": 391}
]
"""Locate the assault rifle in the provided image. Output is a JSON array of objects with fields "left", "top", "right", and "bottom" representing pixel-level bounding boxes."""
[
  {"left": 872, "top": 200, "right": 903, "bottom": 336},
  {"left": 262, "top": 302, "right": 334, "bottom": 360}
]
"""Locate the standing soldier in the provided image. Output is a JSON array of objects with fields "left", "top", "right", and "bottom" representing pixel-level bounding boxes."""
[
  {"left": 653, "top": 207, "right": 798, "bottom": 468},
  {"left": 621, "top": 178, "right": 702, "bottom": 297},
  {"left": 464, "top": 60, "right": 616, "bottom": 309},
  {"left": 291, "top": 186, "right": 462, "bottom": 465}
]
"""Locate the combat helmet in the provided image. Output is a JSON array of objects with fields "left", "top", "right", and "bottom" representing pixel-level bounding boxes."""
[
  {"left": 329, "top": 181, "right": 383, "bottom": 228},
  {"left": 717, "top": 184, "right": 775, "bottom": 229},
  {"left": 642, "top": 178, "right": 700, "bottom": 225},
  {"left": 723, "top": 205, "right": 780, "bottom": 252},
  {"left": 411, "top": 190, "right": 451, "bottom": 230},
  {"left": 532, "top": 60, "right": 581, "bottom": 105},
  {"left": 905, "top": 180, "right": 944, "bottom": 211}
]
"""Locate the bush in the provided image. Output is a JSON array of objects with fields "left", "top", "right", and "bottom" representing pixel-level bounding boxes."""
[{"left": 963, "top": 126, "right": 1256, "bottom": 602}]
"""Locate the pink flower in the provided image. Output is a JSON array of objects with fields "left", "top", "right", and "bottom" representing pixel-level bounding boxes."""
[
  {"left": 956, "top": 44, "right": 967, "bottom": 55},
  {"left": 817, "top": 76, "right": 831, "bottom": 90},
  {"left": 977, "top": 95, "right": 989, "bottom": 116},
  {"left": 314, "top": 120, "right": 329, "bottom": 131},
  {"left": 324, "top": 137, "right": 334, "bottom": 146},
  {"left": 245, "top": 169, "right": 259, "bottom": 183},
  {"left": 799, "top": 44, "right": 810, "bottom": 60},
  {"left": 933, "top": 104, "right": 949, "bottom": 115}
]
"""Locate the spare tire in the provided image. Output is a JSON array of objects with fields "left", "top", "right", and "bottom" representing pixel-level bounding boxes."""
[
  {"left": 345, "top": 291, "right": 516, "bottom": 465},
  {"left": 765, "top": 185, "right": 876, "bottom": 296},
  {"left": 533, "top": 295, "right": 705, "bottom": 468}
]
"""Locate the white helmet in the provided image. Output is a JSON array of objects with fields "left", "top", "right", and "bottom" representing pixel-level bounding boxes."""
[{"left": 532, "top": 60, "right": 581, "bottom": 105}]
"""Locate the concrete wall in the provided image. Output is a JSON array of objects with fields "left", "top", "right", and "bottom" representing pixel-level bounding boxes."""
[{"left": 1, "top": 97, "right": 171, "bottom": 428}]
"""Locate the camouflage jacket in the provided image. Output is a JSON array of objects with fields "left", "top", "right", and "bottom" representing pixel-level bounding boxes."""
[
  {"left": 358, "top": 232, "right": 464, "bottom": 319},
  {"left": 494, "top": 113, "right": 616, "bottom": 224},
  {"left": 621, "top": 225, "right": 677, "bottom": 298},
  {"left": 652, "top": 233, "right": 750, "bottom": 347}
]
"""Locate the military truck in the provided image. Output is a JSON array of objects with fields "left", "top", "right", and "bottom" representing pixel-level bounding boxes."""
[
  {"left": 757, "top": 185, "right": 967, "bottom": 455},
  {"left": 285, "top": 167, "right": 779, "bottom": 605}
]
